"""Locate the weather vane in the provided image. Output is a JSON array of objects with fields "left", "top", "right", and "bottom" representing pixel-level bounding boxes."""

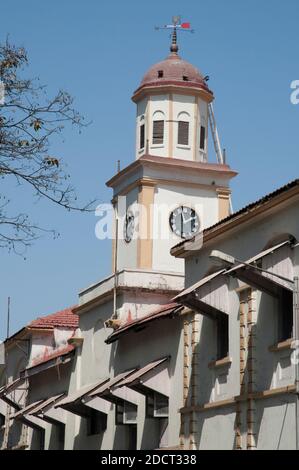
[{"left": 155, "top": 16, "right": 194, "bottom": 53}]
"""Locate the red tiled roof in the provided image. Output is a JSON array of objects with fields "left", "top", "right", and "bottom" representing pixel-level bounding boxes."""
[
  {"left": 29, "top": 306, "right": 79, "bottom": 330},
  {"left": 105, "top": 302, "right": 182, "bottom": 344}
]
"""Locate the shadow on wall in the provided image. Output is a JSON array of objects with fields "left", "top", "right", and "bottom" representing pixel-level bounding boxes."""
[
  {"left": 73, "top": 413, "right": 105, "bottom": 450},
  {"left": 184, "top": 314, "right": 216, "bottom": 448},
  {"left": 112, "top": 317, "right": 181, "bottom": 450}
]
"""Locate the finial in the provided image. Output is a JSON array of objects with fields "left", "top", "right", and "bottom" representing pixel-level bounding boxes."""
[
  {"left": 155, "top": 16, "right": 194, "bottom": 55},
  {"left": 170, "top": 26, "right": 178, "bottom": 54}
]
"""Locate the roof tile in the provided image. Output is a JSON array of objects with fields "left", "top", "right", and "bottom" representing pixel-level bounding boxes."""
[{"left": 29, "top": 306, "right": 78, "bottom": 330}]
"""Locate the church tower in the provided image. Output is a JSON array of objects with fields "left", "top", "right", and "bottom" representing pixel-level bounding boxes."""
[
  {"left": 133, "top": 27, "right": 211, "bottom": 163},
  {"left": 106, "top": 22, "right": 237, "bottom": 275}
]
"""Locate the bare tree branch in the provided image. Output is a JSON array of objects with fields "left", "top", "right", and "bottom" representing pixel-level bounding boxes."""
[{"left": 0, "top": 40, "right": 96, "bottom": 253}]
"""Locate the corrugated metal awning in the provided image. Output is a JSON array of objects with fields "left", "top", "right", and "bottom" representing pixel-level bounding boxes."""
[
  {"left": 11, "top": 399, "right": 47, "bottom": 431},
  {"left": 173, "top": 269, "right": 226, "bottom": 301},
  {"left": 56, "top": 379, "right": 109, "bottom": 418},
  {"left": 106, "top": 303, "right": 182, "bottom": 344},
  {"left": 29, "top": 393, "right": 66, "bottom": 425},
  {"left": 0, "top": 377, "right": 25, "bottom": 409},
  {"left": 0, "top": 377, "right": 25, "bottom": 397},
  {"left": 116, "top": 357, "right": 170, "bottom": 397},
  {"left": 88, "top": 369, "right": 137, "bottom": 405},
  {"left": 226, "top": 240, "right": 294, "bottom": 296},
  {"left": 11, "top": 399, "right": 44, "bottom": 420},
  {"left": 173, "top": 269, "right": 228, "bottom": 320}
]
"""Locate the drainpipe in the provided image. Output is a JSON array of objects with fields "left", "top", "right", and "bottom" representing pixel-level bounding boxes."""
[
  {"left": 294, "top": 276, "right": 299, "bottom": 450},
  {"left": 113, "top": 199, "right": 119, "bottom": 318}
]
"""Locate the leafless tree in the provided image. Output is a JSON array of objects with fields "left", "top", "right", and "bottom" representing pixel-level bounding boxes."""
[{"left": 0, "top": 40, "right": 95, "bottom": 254}]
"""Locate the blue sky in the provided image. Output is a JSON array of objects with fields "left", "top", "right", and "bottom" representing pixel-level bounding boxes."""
[{"left": 1, "top": 0, "right": 298, "bottom": 337}]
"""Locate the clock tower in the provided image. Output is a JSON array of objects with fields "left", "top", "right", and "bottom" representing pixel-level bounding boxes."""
[{"left": 106, "top": 27, "right": 237, "bottom": 275}]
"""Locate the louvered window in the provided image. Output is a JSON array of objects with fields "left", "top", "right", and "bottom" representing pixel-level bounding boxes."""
[
  {"left": 178, "top": 121, "right": 189, "bottom": 145},
  {"left": 140, "top": 124, "right": 145, "bottom": 149},
  {"left": 200, "top": 125, "right": 206, "bottom": 150},
  {"left": 152, "top": 120, "right": 164, "bottom": 144}
]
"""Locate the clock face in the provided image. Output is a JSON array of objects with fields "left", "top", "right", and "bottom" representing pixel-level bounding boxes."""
[
  {"left": 124, "top": 211, "right": 135, "bottom": 243},
  {"left": 169, "top": 206, "right": 200, "bottom": 239}
]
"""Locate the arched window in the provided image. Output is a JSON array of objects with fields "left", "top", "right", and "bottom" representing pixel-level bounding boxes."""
[
  {"left": 152, "top": 111, "right": 164, "bottom": 145},
  {"left": 177, "top": 112, "right": 190, "bottom": 146}
]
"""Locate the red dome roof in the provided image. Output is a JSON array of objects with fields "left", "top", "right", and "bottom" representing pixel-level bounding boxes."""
[
  {"left": 141, "top": 53, "right": 206, "bottom": 87},
  {"left": 132, "top": 51, "right": 212, "bottom": 101}
]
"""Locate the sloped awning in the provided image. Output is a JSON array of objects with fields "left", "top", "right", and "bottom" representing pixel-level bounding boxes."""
[
  {"left": 29, "top": 393, "right": 66, "bottom": 425},
  {"left": 11, "top": 399, "right": 47, "bottom": 430},
  {"left": 0, "top": 377, "right": 26, "bottom": 409},
  {"left": 12, "top": 400, "right": 44, "bottom": 420},
  {"left": 115, "top": 357, "right": 170, "bottom": 397},
  {"left": 106, "top": 303, "right": 183, "bottom": 344},
  {"left": 88, "top": 369, "right": 139, "bottom": 406},
  {"left": 56, "top": 379, "right": 110, "bottom": 418},
  {"left": 226, "top": 240, "right": 294, "bottom": 297},
  {"left": 22, "top": 345, "right": 75, "bottom": 379},
  {"left": 173, "top": 269, "right": 228, "bottom": 320}
]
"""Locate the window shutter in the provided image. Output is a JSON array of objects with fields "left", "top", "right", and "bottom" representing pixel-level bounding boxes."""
[
  {"left": 140, "top": 124, "right": 145, "bottom": 149},
  {"left": 152, "top": 120, "right": 164, "bottom": 144},
  {"left": 200, "top": 125, "right": 206, "bottom": 150},
  {"left": 178, "top": 121, "right": 189, "bottom": 145}
]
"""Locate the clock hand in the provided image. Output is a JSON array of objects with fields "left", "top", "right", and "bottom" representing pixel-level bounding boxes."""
[{"left": 183, "top": 216, "right": 195, "bottom": 224}]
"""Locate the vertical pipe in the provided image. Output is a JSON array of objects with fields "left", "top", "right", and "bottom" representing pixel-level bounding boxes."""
[
  {"left": 293, "top": 276, "right": 299, "bottom": 450},
  {"left": 113, "top": 201, "right": 119, "bottom": 318},
  {"left": 6, "top": 297, "right": 10, "bottom": 339}
]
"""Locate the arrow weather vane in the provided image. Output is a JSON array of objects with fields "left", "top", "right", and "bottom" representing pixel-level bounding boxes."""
[{"left": 155, "top": 16, "right": 194, "bottom": 54}]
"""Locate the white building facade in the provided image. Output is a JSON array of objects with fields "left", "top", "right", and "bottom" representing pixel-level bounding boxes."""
[{"left": 172, "top": 180, "right": 299, "bottom": 450}]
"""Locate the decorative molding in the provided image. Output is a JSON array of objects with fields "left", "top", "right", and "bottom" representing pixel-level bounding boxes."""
[
  {"left": 217, "top": 187, "right": 231, "bottom": 221},
  {"left": 132, "top": 84, "right": 214, "bottom": 104},
  {"left": 180, "top": 384, "right": 296, "bottom": 414},
  {"left": 268, "top": 338, "right": 294, "bottom": 352},
  {"left": 137, "top": 183, "right": 155, "bottom": 269},
  {"left": 208, "top": 356, "right": 232, "bottom": 369}
]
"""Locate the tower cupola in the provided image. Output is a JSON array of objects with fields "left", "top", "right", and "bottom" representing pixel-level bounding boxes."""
[{"left": 132, "top": 26, "right": 214, "bottom": 162}]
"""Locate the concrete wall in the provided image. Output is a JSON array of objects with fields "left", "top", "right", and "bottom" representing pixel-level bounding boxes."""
[
  {"left": 181, "top": 198, "right": 299, "bottom": 449},
  {"left": 64, "top": 302, "right": 183, "bottom": 450},
  {"left": 152, "top": 184, "right": 219, "bottom": 273}
]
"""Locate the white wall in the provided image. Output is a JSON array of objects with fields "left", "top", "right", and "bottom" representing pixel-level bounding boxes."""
[
  {"left": 152, "top": 183, "right": 219, "bottom": 273},
  {"left": 181, "top": 198, "right": 299, "bottom": 449},
  {"left": 135, "top": 93, "right": 209, "bottom": 162}
]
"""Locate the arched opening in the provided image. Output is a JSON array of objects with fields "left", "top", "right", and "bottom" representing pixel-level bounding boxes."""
[
  {"left": 152, "top": 111, "right": 165, "bottom": 145},
  {"left": 177, "top": 111, "right": 190, "bottom": 146}
]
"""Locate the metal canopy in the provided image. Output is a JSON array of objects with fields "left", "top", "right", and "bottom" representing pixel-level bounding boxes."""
[
  {"left": 227, "top": 265, "right": 293, "bottom": 297},
  {"left": 173, "top": 268, "right": 228, "bottom": 320},
  {"left": 11, "top": 399, "right": 46, "bottom": 431},
  {"left": 56, "top": 379, "right": 109, "bottom": 418},
  {"left": 30, "top": 393, "right": 66, "bottom": 425},
  {"left": 0, "top": 377, "right": 25, "bottom": 409},
  {"left": 88, "top": 369, "right": 137, "bottom": 405},
  {"left": 12, "top": 399, "right": 44, "bottom": 420},
  {"left": 116, "top": 357, "right": 170, "bottom": 397},
  {"left": 173, "top": 269, "right": 226, "bottom": 302},
  {"left": 226, "top": 240, "right": 294, "bottom": 297},
  {"left": 0, "top": 377, "right": 25, "bottom": 397},
  {"left": 179, "top": 293, "right": 228, "bottom": 320}
]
